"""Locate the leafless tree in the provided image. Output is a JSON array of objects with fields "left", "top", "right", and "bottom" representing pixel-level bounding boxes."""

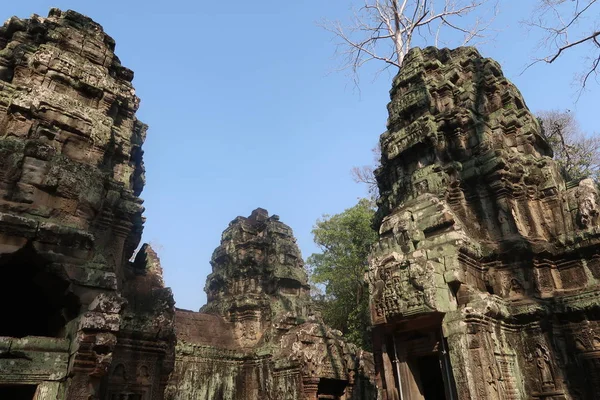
[
  {"left": 351, "top": 145, "right": 381, "bottom": 200},
  {"left": 524, "top": 0, "right": 600, "bottom": 91},
  {"left": 321, "top": 0, "right": 497, "bottom": 83},
  {"left": 538, "top": 109, "right": 600, "bottom": 182},
  {"left": 351, "top": 165, "right": 378, "bottom": 196}
]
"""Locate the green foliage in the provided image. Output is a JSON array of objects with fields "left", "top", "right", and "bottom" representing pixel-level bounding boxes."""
[{"left": 307, "top": 198, "right": 378, "bottom": 350}]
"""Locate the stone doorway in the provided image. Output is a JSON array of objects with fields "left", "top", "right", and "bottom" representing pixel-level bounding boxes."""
[
  {"left": 317, "top": 378, "right": 347, "bottom": 399},
  {"left": 413, "top": 354, "right": 447, "bottom": 400},
  {"left": 0, "top": 246, "right": 80, "bottom": 338},
  {"left": 0, "top": 384, "right": 37, "bottom": 399},
  {"left": 392, "top": 329, "right": 456, "bottom": 400},
  {"left": 375, "top": 315, "right": 457, "bottom": 400}
]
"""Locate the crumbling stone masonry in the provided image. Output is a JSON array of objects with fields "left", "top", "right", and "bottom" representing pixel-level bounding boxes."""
[
  {"left": 0, "top": 9, "right": 377, "bottom": 400},
  {"left": 165, "top": 208, "right": 378, "bottom": 400},
  {"left": 0, "top": 9, "right": 175, "bottom": 400},
  {"left": 367, "top": 46, "right": 600, "bottom": 399}
]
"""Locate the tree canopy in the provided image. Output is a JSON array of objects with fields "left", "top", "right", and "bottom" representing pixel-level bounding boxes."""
[{"left": 307, "top": 199, "right": 378, "bottom": 350}]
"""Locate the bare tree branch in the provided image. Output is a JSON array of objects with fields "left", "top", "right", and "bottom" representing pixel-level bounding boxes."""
[
  {"left": 536, "top": 31, "right": 599, "bottom": 65},
  {"left": 524, "top": 0, "right": 600, "bottom": 94},
  {"left": 320, "top": 0, "right": 498, "bottom": 84},
  {"left": 538, "top": 109, "right": 600, "bottom": 182},
  {"left": 351, "top": 145, "right": 382, "bottom": 200}
]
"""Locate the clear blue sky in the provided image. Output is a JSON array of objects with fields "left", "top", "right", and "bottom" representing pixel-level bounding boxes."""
[{"left": 4, "top": 1, "right": 598, "bottom": 310}]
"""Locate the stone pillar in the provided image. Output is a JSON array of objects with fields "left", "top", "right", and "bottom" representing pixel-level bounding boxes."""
[
  {"left": 443, "top": 314, "right": 473, "bottom": 400},
  {"left": 34, "top": 382, "right": 63, "bottom": 400},
  {"left": 380, "top": 340, "right": 400, "bottom": 400},
  {"left": 66, "top": 294, "right": 124, "bottom": 399},
  {"left": 302, "top": 377, "right": 319, "bottom": 400}
]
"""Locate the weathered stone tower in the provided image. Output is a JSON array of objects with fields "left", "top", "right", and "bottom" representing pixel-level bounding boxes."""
[
  {"left": 166, "top": 208, "right": 378, "bottom": 400},
  {"left": 0, "top": 9, "right": 175, "bottom": 400},
  {"left": 367, "top": 46, "right": 600, "bottom": 399},
  {"left": 0, "top": 9, "right": 379, "bottom": 400}
]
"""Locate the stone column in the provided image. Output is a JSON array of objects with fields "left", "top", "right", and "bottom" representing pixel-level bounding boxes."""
[
  {"left": 66, "top": 294, "right": 124, "bottom": 400},
  {"left": 33, "top": 382, "right": 63, "bottom": 400},
  {"left": 378, "top": 342, "right": 398, "bottom": 400},
  {"left": 302, "top": 377, "right": 319, "bottom": 400},
  {"left": 443, "top": 313, "right": 473, "bottom": 399}
]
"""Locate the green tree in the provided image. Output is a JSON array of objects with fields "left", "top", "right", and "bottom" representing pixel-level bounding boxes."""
[{"left": 307, "top": 199, "right": 378, "bottom": 350}]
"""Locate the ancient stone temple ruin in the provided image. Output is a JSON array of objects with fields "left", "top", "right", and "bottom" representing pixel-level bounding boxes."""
[
  {"left": 5, "top": 6, "right": 600, "bottom": 400},
  {"left": 0, "top": 9, "right": 377, "bottom": 400},
  {"left": 0, "top": 9, "right": 175, "bottom": 400},
  {"left": 367, "top": 46, "right": 600, "bottom": 399},
  {"left": 165, "top": 208, "right": 377, "bottom": 400}
]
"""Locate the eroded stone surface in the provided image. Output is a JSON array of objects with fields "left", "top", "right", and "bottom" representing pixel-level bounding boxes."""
[
  {"left": 368, "top": 46, "right": 600, "bottom": 400},
  {"left": 0, "top": 9, "right": 175, "bottom": 400},
  {"left": 166, "top": 209, "right": 378, "bottom": 400}
]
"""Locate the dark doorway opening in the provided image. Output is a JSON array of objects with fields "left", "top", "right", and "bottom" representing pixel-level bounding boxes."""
[
  {"left": 0, "top": 245, "right": 80, "bottom": 338},
  {"left": 417, "top": 354, "right": 447, "bottom": 400},
  {"left": 0, "top": 384, "right": 37, "bottom": 399},
  {"left": 317, "top": 378, "right": 347, "bottom": 399}
]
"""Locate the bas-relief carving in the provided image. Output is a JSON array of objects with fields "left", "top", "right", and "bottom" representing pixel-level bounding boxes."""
[
  {"left": 369, "top": 46, "right": 600, "bottom": 399},
  {"left": 534, "top": 345, "right": 555, "bottom": 390}
]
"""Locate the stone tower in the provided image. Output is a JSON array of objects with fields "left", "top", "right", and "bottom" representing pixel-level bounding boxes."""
[
  {"left": 0, "top": 9, "right": 379, "bottom": 400},
  {"left": 0, "top": 9, "right": 175, "bottom": 400},
  {"left": 368, "top": 46, "right": 600, "bottom": 399},
  {"left": 202, "top": 207, "right": 312, "bottom": 347},
  {"left": 166, "top": 208, "right": 378, "bottom": 400}
]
